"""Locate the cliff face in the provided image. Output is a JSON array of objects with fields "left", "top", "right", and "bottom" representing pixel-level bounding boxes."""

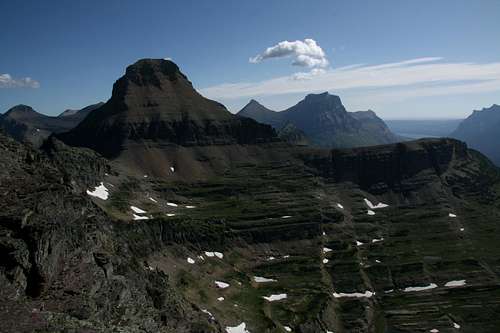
[{"left": 59, "top": 59, "right": 276, "bottom": 158}]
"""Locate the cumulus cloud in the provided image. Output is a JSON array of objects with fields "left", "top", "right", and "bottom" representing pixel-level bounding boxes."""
[
  {"left": 250, "top": 38, "right": 329, "bottom": 68},
  {"left": 201, "top": 57, "right": 500, "bottom": 102},
  {"left": 0, "top": 74, "right": 40, "bottom": 88}
]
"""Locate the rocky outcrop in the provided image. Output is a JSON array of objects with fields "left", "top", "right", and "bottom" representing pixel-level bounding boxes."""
[{"left": 0, "top": 130, "right": 221, "bottom": 332}]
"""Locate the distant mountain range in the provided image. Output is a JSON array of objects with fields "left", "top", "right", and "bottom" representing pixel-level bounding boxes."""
[
  {"left": 0, "top": 102, "right": 103, "bottom": 147},
  {"left": 237, "top": 93, "right": 400, "bottom": 148},
  {"left": 451, "top": 104, "right": 500, "bottom": 165}
]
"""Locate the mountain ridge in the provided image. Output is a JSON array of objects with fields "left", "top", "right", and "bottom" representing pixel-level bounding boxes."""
[{"left": 237, "top": 93, "right": 400, "bottom": 148}]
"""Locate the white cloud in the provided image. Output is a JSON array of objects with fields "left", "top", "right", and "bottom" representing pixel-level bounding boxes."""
[
  {"left": 0, "top": 74, "right": 40, "bottom": 88},
  {"left": 200, "top": 57, "right": 500, "bottom": 103},
  {"left": 250, "top": 38, "right": 329, "bottom": 68}
]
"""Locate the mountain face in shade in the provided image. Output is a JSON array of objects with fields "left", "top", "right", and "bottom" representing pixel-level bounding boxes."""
[
  {"left": 451, "top": 104, "right": 500, "bottom": 165},
  {"left": 237, "top": 93, "right": 400, "bottom": 148},
  {"left": 0, "top": 104, "right": 99, "bottom": 147},
  {"left": 58, "top": 59, "right": 276, "bottom": 158},
  {"left": 58, "top": 102, "right": 104, "bottom": 119}
]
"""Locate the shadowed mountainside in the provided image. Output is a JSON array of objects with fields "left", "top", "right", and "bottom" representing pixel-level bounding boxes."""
[
  {"left": 237, "top": 94, "right": 400, "bottom": 148},
  {"left": 451, "top": 104, "right": 500, "bottom": 166},
  {"left": 0, "top": 103, "right": 103, "bottom": 147}
]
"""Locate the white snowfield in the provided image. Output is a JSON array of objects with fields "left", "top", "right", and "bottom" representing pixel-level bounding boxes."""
[
  {"left": 170, "top": 166, "right": 175, "bottom": 172},
  {"left": 187, "top": 257, "right": 195, "bottom": 264},
  {"left": 186, "top": 205, "right": 196, "bottom": 209},
  {"left": 372, "top": 238, "right": 384, "bottom": 243},
  {"left": 166, "top": 202, "right": 178, "bottom": 207},
  {"left": 356, "top": 241, "right": 364, "bottom": 246},
  {"left": 323, "top": 247, "right": 333, "bottom": 253},
  {"left": 205, "top": 251, "right": 223, "bottom": 259},
  {"left": 403, "top": 283, "right": 437, "bottom": 292},
  {"left": 86, "top": 182, "right": 109, "bottom": 200},
  {"left": 445, "top": 280, "right": 466, "bottom": 287},
  {"left": 217, "top": 297, "right": 225, "bottom": 301},
  {"left": 449, "top": 213, "right": 457, "bottom": 218},
  {"left": 284, "top": 326, "right": 292, "bottom": 332},
  {"left": 226, "top": 322, "right": 250, "bottom": 333},
  {"left": 367, "top": 210, "right": 376, "bottom": 216},
  {"left": 149, "top": 197, "right": 158, "bottom": 203},
  {"left": 453, "top": 322, "right": 461, "bottom": 329},
  {"left": 254, "top": 276, "right": 277, "bottom": 283},
  {"left": 337, "top": 203, "right": 344, "bottom": 209},
  {"left": 130, "top": 206, "right": 147, "bottom": 214},
  {"left": 333, "top": 290, "right": 374, "bottom": 298},
  {"left": 323, "top": 258, "right": 329, "bottom": 264},
  {"left": 364, "top": 198, "right": 389, "bottom": 209},
  {"left": 262, "top": 293, "right": 287, "bottom": 301},
  {"left": 215, "top": 281, "right": 230, "bottom": 289}
]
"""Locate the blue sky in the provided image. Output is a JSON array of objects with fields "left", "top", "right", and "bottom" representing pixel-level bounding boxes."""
[{"left": 1, "top": 0, "right": 499, "bottom": 118}]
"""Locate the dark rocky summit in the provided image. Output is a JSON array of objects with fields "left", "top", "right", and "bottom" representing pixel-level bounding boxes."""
[
  {"left": 58, "top": 59, "right": 276, "bottom": 158},
  {"left": 3, "top": 59, "right": 500, "bottom": 332},
  {"left": 237, "top": 93, "right": 400, "bottom": 148},
  {"left": 0, "top": 103, "right": 102, "bottom": 147},
  {"left": 451, "top": 104, "right": 500, "bottom": 165}
]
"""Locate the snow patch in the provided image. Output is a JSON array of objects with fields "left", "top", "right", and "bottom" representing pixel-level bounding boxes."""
[
  {"left": 166, "top": 213, "right": 176, "bottom": 217},
  {"left": 449, "top": 213, "right": 457, "bottom": 218},
  {"left": 263, "top": 293, "right": 287, "bottom": 302},
  {"left": 214, "top": 252, "right": 224, "bottom": 259},
  {"left": 356, "top": 241, "right": 364, "bottom": 246},
  {"left": 167, "top": 202, "right": 178, "bottom": 207},
  {"left": 367, "top": 210, "right": 376, "bottom": 216},
  {"left": 284, "top": 326, "right": 292, "bottom": 332},
  {"left": 201, "top": 309, "right": 214, "bottom": 320},
  {"left": 403, "top": 283, "right": 437, "bottom": 292},
  {"left": 215, "top": 281, "right": 230, "bottom": 289},
  {"left": 453, "top": 322, "right": 460, "bottom": 329},
  {"left": 430, "top": 330, "right": 439, "bottom": 333},
  {"left": 86, "top": 182, "right": 109, "bottom": 200},
  {"left": 133, "top": 214, "right": 149, "bottom": 220},
  {"left": 226, "top": 323, "right": 250, "bottom": 333},
  {"left": 444, "top": 280, "right": 466, "bottom": 287},
  {"left": 337, "top": 203, "right": 344, "bottom": 209},
  {"left": 372, "top": 238, "right": 384, "bottom": 243},
  {"left": 130, "top": 206, "right": 146, "bottom": 214},
  {"left": 364, "top": 198, "right": 389, "bottom": 209},
  {"left": 170, "top": 166, "right": 175, "bottom": 172},
  {"left": 187, "top": 257, "right": 195, "bottom": 264},
  {"left": 281, "top": 215, "right": 292, "bottom": 219},
  {"left": 186, "top": 205, "right": 196, "bottom": 209},
  {"left": 217, "top": 297, "right": 225, "bottom": 301},
  {"left": 149, "top": 197, "right": 158, "bottom": 203},
  {"left": 254, "top": 276, "right": 277, "bottom": 283},
  {"left": 323, "top": 247, "right": 333, "bottom": 253},
  {"left": 323, "top": 258, "right": 329, "bottom": 264},
  {"left": 333, "top": 291, "right": 374, "bottom": 298}
]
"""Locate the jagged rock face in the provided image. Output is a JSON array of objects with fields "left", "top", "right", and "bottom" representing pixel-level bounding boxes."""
[
  {"left": 0, "top": 131, "right": 221, "bottom": 332},
  {"left": 0, "top": 104, "right": 101, "bottom": 148},
  {"left": 59, "top": 59, "right": 277, "bottom": 158},
  {"left": 237, "top": 93, "right": 400, "bottom": 148},
  {"left": 451, "top": 104, "right": 500, "bottom": 165}
]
